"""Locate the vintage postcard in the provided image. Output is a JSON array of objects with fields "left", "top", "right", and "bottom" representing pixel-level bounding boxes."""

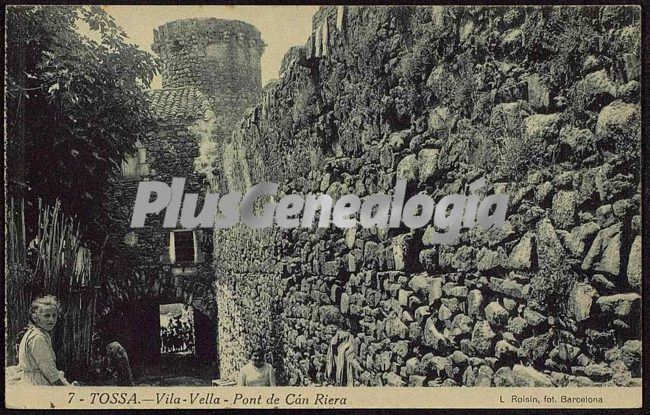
[{"left": 4, "top": 4, "right": 643, "bottom": 410}]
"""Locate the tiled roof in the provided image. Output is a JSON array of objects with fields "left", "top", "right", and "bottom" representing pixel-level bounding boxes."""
[{"left": 146, "top": 87, "right": 215, "bottom": 121}]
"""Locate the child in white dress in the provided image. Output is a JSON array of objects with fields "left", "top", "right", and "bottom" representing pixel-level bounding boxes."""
[{"left": 18, "top": 295, "right": 71, "bottom": 386}]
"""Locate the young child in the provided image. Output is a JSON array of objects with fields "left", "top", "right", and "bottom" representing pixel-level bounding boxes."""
[{"left": 17, "top": 295, "right": 71, "bottom": 386}]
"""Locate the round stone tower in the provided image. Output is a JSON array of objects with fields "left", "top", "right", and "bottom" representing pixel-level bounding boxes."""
[{"left": 152, "top": 18, "right": 266, "bottom": 134}]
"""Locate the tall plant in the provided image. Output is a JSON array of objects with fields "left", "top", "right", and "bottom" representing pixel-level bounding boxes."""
[{"left": 6, "top": 199, "right": 99, "bottom": 380}]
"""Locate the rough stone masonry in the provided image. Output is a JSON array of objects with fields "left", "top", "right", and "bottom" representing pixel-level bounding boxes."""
[
  {"left": 102, "top": 18, "right": 265, "bottom": 337},
  {"left": 209, "top": 6, "right": 641, "bottom": 387},
  {"left": 107, "top": 6, "right": 642, "bottom": 388}
]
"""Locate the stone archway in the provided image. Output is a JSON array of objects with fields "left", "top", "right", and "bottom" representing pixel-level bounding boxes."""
[
  {"left": 97, "top": 270, "right": 217, "bottom": 322},
  {"left": 94, "top": 271, "right": 219, "bottom": 385}
]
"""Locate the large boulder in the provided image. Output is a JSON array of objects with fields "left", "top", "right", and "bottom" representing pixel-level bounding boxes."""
[
  {"left": 507, "top": 316, "right": 529, "bottom": 337},
  {"left": 595, "top": 100, "right": 641, "bottom": 154},
  {"left": 536, "top": 219, "right": 566, "bottom": 270},
  {"left": 521, "top": 333, "right": 553, "bottom": 364},
  {"left": 523, "top": 308, "right": 547, "bottom": 327},
  {"left": 391, "top": 233, "right": 414, "bottom": 272},
  {"left": 626, "top": 235, "right": 641, "bottom": 289},
  {"left": 509, "top": 232, "right": 534, "bottom": 270},
  {"left": 582, "top": 224, "right": 622, "bottom": 276},
  {"left": 405, "top": 357, "right": 420, "bottom": 376},
  {"left": 462, "top": 366, "right": 476, "bottom": 386},
  {"left": 340, "top": 292, "right": 350, "bottom": 314},
  {"left": 495, "top": 340, "right": 520, "bottom": 360},
  {"left": 596, "top": 293, "right": 641, "bottom": 317},
  {"left": 551, "top": 191, "right": 576, "bottom": 229},
  {"left": 620, "top": 340, "right": 641, "bottom": 376},
  {"left": 423, "top": 317, "right": 451, "bottom": 352},
  {"left": 449, "top": 350, "right": 469, "bottom": 366},
  {"left": 450, "top": 245, "right": 476, "bottom": 272},
  {"left": 513, "top": 365, "right": 553, "bottom": 386},
  {"left": 489, "top": 277, "right": 526, "bottom": 299},
  {"left": 549, "top": 343, "right": 581, "bottom": 365},
  {"left": 569, "top": 283, "right": 598, "bottom": 322},
  {"left": 443, "top": 283, "right": 469, "bottom": 298},
  {"left": 396, "top": 154, "right": 418, "bottom": 184},
  {"left": 384, "top": 372, "right": 405, "bottom": 387},
  {"left": 427, "top": 106, "right": 452, "bottom": 132},
  {"left": 419, "top": 353, "right": 450, "bottom": 376},
  {"left": 451, "top": 314, "right": 473, "bottom": 337},
  {"left": 408, "top": 273, "right": 432, "bottom": 297},
  {"left": 485, "top": 301, "right": 509, "bottom": 326},
  {"left": 418, "top": 148, "right": 440, "bottom": 183},
  {"left": 523, "top": 113, "right": 561, "bottom": 142},
  {"left": 475, "top": 365, "right": 494, "bottom": 386},
  {"left": 467, "top": 289, "right": 483, "bottom": 317},
  {"left": 572, "top": 364, "right": 613, "bottom": 382},
  {"left": 476, "top": 247, "right": 508, "bottom": 272},
  {"left": 564, "top": 222, "right": 600, "bottom": 258},
  {"left": 470, "top": 320, "right": 496, "bottom": 356},
  {"left": 385, "top": 314, "right": 409, "bottom": 339},
  {"left": 490, "top": 101, "right": 530, "bottom": 133},
  {"left": 494, "top": 366, "right": 515, "bottom": 386},
  {"left": 429, "top": 277, "right": 444, "bottom": 305},
  {"left": 558, "top": 127, "right": 597, "bottom": 161},
  {"left": 527, "top": 74, "right": 551, "bottom": 111},
  {"left": 576, "top": 69, "right": 618, "bottom": 110},
  {"left": 595, "top": 162, "right": 636, "bottom": 203}
]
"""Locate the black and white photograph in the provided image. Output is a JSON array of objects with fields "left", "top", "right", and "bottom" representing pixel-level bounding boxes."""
[{"left": 4, "top": 4, "right": 643, "bottom": 410}]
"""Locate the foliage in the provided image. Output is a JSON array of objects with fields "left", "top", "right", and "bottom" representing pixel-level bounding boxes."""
[
  {"left": 521, "top": 7, "right": 599, "bottom": 91},
  {"left": 6, "top": 198, "right": 98, "bottom": 380},
  {"left": 6, "top": 6, "right": 159, "bottom": 250},
  {"left": 470, "top": 109, "right": 552, "bottom": 182},
  {"left": 521, "top": 6, "right": 640, "bottom": 92},
  {"left": 395, "top": 7, "right": 456, "bottom": 111}
]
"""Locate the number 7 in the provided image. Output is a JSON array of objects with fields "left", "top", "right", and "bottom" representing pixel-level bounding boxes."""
[{"left": 68, "top": 392, "right": 75, "bottom": 404}]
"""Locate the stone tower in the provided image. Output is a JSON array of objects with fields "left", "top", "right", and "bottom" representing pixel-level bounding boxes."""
[{"left": 152, "top": 18, "right": 266, "bottom": 136}]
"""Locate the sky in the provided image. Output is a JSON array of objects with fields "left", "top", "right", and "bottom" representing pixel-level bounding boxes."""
[{"left": 94, "top": 6, "right": 321, "bottom": 88}]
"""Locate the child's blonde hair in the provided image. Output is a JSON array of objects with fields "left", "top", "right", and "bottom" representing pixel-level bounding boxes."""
[{"left": 29, "top": 295, "right": 61, "bottom": 321}]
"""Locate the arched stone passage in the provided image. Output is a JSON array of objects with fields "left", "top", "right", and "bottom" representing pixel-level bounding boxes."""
[
  {"left": 95, "top": 296, "right": 218, "bottom": 385},
  {"left": 97, "top": 270, "right": 217, "bottom": 322},
  {"left": 93, "top": 270, "right": 219, "bottom": 384}
]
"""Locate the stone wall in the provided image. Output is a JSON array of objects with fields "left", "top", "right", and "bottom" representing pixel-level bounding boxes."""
[
  {"left": 103, "top": 115, "right": 217, "bottom": 322},
  {"left": 211, "top": 5, "right": 641, "bottom": 386},
  {"left": 101, "top": 15, "right": 267, "bottom": 325}
]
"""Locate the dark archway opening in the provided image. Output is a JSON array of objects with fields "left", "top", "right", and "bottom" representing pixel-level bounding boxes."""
[{"left": 96, "top": 298, "right": 218, "bottom": 385}]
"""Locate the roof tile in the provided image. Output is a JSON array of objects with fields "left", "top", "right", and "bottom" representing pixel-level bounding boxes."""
[{"left": 146, "top": 87, "right": 215, "bottom": 121}]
